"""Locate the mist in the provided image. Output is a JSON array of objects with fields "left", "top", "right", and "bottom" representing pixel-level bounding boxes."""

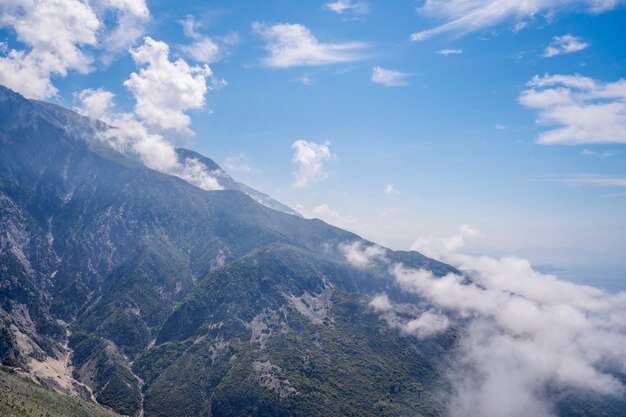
[{"left": 344, "top": 227, "right": 626, "bottom": 417}]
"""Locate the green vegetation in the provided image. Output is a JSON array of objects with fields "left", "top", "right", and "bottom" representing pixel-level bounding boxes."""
[{"left": 0, "top": 368, "right": 121, "bottom": 417}]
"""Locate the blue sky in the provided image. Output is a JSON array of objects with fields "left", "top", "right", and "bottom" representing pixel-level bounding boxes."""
[{"left": 1, "top": 0, "right": 625, "bottom": 284}]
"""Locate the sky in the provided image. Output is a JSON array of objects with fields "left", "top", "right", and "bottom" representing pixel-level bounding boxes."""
[{"left": 1, "top": 0, "right": 626, "bottom": 286}]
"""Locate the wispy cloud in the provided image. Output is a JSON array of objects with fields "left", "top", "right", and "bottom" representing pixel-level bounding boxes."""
[
  {"left": 519, "top": 74, "right": 626, "bottom": 145},
  {"left": 384, "top": 184, "right": 399, "bottom": 195},
  {"left": 543, "top": 34, "right": 589, "bottom": 57},
  {"left": 253, "top": 22, "right": 368, "bottom": 68},
  {"left": 291, "top": 140, "right": 337, "bottom": 187},
  {"left": 223, "top": 154, "right": 251, "bottom": 173},
  {"left": 410, "top": 0, "right": 622, "bottom": 41},
  {"left": 437, "top": 48, "right": 464, "bottom": 56},
  {"left": 560, "top": 174, "right": 626, "bottom": 187},
  {"left": 371, "top": 66, "right": 412, "bottom": 87},
  {"left": 324, "top": 0, "right": 370, "bottom": 15},
  {"left": 179, "top": 15, "right": 238, "bottom": 64},
  {"left": 580, "top": 149, "right": 616, "bottom": 158}
]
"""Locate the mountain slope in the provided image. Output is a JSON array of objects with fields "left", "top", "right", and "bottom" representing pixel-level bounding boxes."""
[
  {"left": 0, "top": 367, "right": 121, "bottom": 417},
  {"left": 0, "top": 85, "right": 458, "bottom": 416}
]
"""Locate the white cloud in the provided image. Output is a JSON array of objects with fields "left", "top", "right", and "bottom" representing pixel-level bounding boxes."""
[
  {"left": 543, "top": 34, "right": 589, "bottom": 57},
  {"left": 436, "top": 48, "right": 464, "bottom": 56},
  {"left": 253, "top": 22, "right": 368, "bottom": 68},
  {"left": 341, "top": 241, "right": 387, "bottom": 269},
  {"left": 519, "top": 74, "right": 626, "bottom": 145},
  {"left": 324, "top": 0, "right": 370, "bottom": 15},
  {"left": 410, "top": 0, "right": 624, "bottom": 41},
  {"left": 0, "top": 0, "right": 101, "bottom": 98},
  {"left": 291, "top": 140, "right": 336, "bottom": 188},
  {"left": 371, "top": 66, "right": 412, "bottom": 87},
  {"left": 100, "top": 0, "right": 150, "bottom": 54},
  {"left": 369, "top": 294, "right": 393, "bottom": 312},
  {"left": 76, "top": 88, "right": 223, "bottom": 191},
  {"left": 411, "top": 224, "right": 480, "bottom": 259},
  {"left": 297, "top": 203, "right": 361, "bottom": 233},
  {"left": 179, "top": 15, "right": 237, "bottom": 64},
  {"left": 345, "top": 226, "right": 626, "bottom": 417},
  {"left": 0, "top": 0, "right": 150, "bottom": 99},
  {"left": 369, "top": 293, "right": 451, "bottom": 338},
  {"left": 384, "top": 184, "right": 399, "bottom": 195},
  {"left": 124, "top": 37, "right": 225, "bottom": 135}
]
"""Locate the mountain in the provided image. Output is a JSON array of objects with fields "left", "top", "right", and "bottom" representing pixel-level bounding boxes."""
[{"left": 0, "top": 85, "right": 624, "bottom": 417}]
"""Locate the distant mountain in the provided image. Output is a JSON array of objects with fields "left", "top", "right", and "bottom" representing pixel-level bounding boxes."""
[{"left": 0, "top": 84, "right": 623, "bottom": 417}]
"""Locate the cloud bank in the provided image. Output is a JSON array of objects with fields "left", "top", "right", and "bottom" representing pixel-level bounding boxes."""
[{"left": 344, "top": 227, "right": 626, "bottom": 417}]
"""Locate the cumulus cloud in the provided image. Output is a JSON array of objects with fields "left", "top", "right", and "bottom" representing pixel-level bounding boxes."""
[
  {"left": 323, "top": 0, "right": 370, "bottom": 15},
  {"left": 519, "top": 74, "right": 626, "bottom": 145},
  {"left": 291, "top": 140, "right": 336, "bottom": 187},
  {"left": 410, "top": 0, "right": 624, "bottom": 41},
  {"left": 253, "top": 22, "right": 368, "bottom": 68},
  {"left": 124, "top": 37, "right": 225, "bottom": 135},
  {"left": 437, "top": 48, "right": 464, "bottom": 56},
  {"left": 543, "top": 34, "right": 589, "bottom": 57},
  {"left": 0, "top": 0, "right": 149, "bottom": 99},
  {"left": 0, "top": 0, "right": 100, "bottom": 98},
  {"left": 371, "top": 66, "right": 412, "bottom": 87},
  {"left": 345, "top": 226, "right": 626, "bottom": 417}
]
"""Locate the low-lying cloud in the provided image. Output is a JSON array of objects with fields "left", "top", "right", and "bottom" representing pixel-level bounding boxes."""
[{"left": 343, "top": 227, "right": 626, "bottom": 417}]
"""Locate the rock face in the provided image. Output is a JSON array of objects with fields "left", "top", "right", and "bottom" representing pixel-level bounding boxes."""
[{"left": 1, "top": 85, "right": 622, "bottom": 417}]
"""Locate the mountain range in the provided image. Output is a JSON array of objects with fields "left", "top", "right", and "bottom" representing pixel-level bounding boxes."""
[{"left": 0, "top": 85, "right": 624, "bottom": 416}]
